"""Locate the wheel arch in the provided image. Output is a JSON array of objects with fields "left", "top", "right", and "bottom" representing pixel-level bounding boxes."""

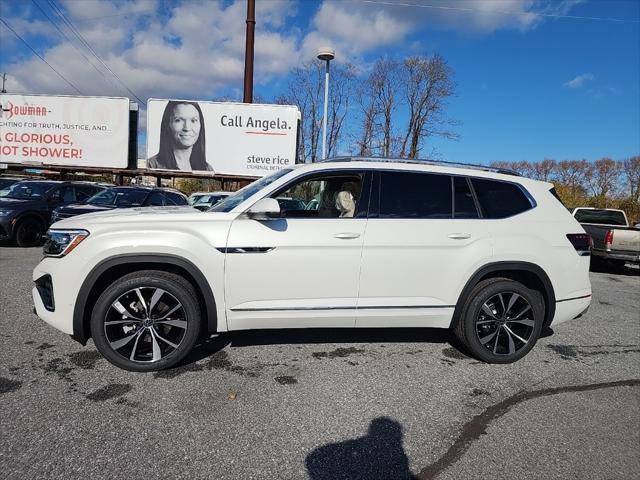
[
  {"left": 451, "top": 261, "right": 556, "bottom": 329},
  {"left": 72, "top": 254, "right": 217, "bottom": 345}
]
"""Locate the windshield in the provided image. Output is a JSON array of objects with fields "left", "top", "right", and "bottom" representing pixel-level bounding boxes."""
[
  {"left": 211, "top": 168, "right": 294, "bottom": 212},
  {"left": 574, "top": 209, "right": 627, "bottom": 226},
  {"left": 0, "top": 182, "right": 56, "bottom": 199},
  {"left": 87, "top": 188, "right": 149, "bottom": 207}
]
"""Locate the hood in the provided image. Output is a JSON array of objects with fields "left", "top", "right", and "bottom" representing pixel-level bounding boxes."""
[
  {"left": 56, "top": 203, "right": 115, "bottom": 215},
  {"left": 0, "top": 197, "right": 42, "bottom": 208},
  {"left": 50, "top": 205, "right": 215, "bottom": 228}
]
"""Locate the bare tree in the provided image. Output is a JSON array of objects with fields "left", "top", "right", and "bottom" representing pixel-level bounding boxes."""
[
  {"left": 621, "top": 156, "right": 640, "bottom": 202},
  {"left": 326, "top": 63, "right": 357, "bottom": 158},
  {"left": 531, "top": 158, "right": 557, "bottom": 181},
  {"left": 399, "top": 54, "right": 458, "bottom": 159},
  {"left": 586, "top": 158, "right": 620, "bottom": 206}
]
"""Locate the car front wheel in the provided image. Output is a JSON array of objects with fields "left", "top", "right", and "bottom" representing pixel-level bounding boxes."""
[
  {"left": 90, "top": 270, "right": 201, "bottom": 371},
  {"left": 454, "top": 278, "right": 544, "bottom": 363}
]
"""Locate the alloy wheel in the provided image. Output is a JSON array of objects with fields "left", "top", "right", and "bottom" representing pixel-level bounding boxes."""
[
  {"left": 475, "top": 292, "right": 536, "bottom": 356},
  {"left": 104, "top": 287, "right": 187, "bottom": 363}
]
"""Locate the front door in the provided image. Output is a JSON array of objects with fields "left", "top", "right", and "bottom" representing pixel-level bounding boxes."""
[{"left": 224, "top": 170, "right": 370, "bottom": 330}]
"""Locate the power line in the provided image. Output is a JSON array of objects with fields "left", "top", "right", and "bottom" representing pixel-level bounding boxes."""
[
  {"left": 361, "top": 0, "right": 640, "bottom": 23},
  {"left": 31, "top": 0, "right": 123, "bottom": 93},
  {"left": 46, "top": 0, "right": 145, "bottom": 103},
  {"left": 0, "top": 17, "right": 82, "bottom": 94}
]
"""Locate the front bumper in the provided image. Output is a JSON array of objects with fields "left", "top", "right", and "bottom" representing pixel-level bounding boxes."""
[
  {"left": 32, "top": 257, "right": 79, "bottom": 335},
  {"left": 0, "top": 217, "right": 15, "bottom": 241}
]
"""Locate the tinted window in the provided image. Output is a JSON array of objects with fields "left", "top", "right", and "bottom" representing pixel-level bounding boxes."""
[
  {"left": 574, "top": 209, "right": 626, "bottom": 226},
  {"left": 87, "top": 188, "right": 148, "bottom": 207},
  {"left": 146, "top": 192, "right": 168, "bottom": 206},
  {"left": 454, "top": 177, "right": 479, "bottom": 219},
  {"left": 50, "top": 186, "right": 75, "bottom": 203},
  {"left": 0, "top": 181, "right": 56, "bottom": 199},
  {"left": 379, "top": 171, "right": 451, "bottom": 219},
  {"left": 76, "top": 185, "right": 103, "bottom": 202},
  {"left": 165, "top": 192, "right": 188, "bottom": 205},
  {"left": 471, "top": 179, "right": 533, "bottom": 219},
  {"left": 273, "top": 173, "right": 363, "bottom": 218}
]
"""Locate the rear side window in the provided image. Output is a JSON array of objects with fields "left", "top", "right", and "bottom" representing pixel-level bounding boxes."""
[
  {"left": 454, "top": 177, "right": 479, "bottom": 219},
  {"left": 379, "top": 171, "right": 451, "bottom": 219},
  {"left": 471, "top": 179, "right": 533, "bottom": 219}
]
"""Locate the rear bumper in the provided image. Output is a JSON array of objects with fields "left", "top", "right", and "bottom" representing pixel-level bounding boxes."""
[
  {"left": 551, "top": 294, "right": 592, "bottom": 326},
  {"left": 592, "top": 249, "right": 640, "bottom": 263}
]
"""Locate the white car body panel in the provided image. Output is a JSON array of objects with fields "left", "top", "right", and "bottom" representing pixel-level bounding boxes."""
[{"left": 33, "top": 160, "right": 592, "bottom": 345}]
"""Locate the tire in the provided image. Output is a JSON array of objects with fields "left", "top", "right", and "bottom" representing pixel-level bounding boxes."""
[
  {"left": 15, "top": 217, "right": 44, "bottom": 247},
  {"left": 90, "top": 270, "right": 201, "bottom": 372},
  {"left": 454, "top": 278, "right": 545, "bottom": 364}
]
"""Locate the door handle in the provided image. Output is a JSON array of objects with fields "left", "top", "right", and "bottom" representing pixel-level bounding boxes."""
[
  {"left": 448, "top": 233, "right": 471, "bottom": 240},
  {"left": 334, "top": 232, "right": 361, "bottom": 239}
]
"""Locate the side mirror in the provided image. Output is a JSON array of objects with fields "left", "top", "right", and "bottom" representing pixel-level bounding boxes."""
[{"left": 246, "top": 198, "right": 281, "bottom": 221}]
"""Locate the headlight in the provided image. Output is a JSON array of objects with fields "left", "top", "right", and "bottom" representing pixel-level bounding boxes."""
[{"left": 43, "top": 229, "right": 90, "bottom": 257}]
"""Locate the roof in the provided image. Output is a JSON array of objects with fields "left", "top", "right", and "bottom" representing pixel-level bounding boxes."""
[{"left": 321, "top": 156, "right": 520, "bottom": 177}]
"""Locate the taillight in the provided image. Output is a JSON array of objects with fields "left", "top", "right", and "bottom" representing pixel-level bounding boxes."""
[
  {"left": 604, "top": 230, "right": 614, "bottom": 251},
  {"left": 567, "top": 233, "right": 591, "bottom": 256}
]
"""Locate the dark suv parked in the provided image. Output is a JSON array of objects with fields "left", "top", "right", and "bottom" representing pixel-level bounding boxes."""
[
  {"left": 0, "top": 180, "right": 107, "bottom": 246},
  {"left": 50, "top": 186, "right": 189, "bottom": 223}
]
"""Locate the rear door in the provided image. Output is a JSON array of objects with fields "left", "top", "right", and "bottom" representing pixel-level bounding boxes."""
[{"left": 356, "top": 171, "right": 492, "bottom": 328}]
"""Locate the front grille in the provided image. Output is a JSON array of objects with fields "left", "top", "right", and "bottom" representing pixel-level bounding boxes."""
[{"left": 35, "top": 274, "right": 55, "bottom": 312}]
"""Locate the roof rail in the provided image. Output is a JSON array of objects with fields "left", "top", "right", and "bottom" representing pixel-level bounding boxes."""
[{"left": 321, "top": 156, "right": 520, "bottom": 176}]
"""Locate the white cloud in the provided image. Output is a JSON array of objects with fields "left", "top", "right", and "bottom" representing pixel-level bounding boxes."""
[
  {"left": 563, "top": 73, "right": 595, "bottom": 88},
  {"left": 2, "top": 0, "right": 299, "bottom": 102}
]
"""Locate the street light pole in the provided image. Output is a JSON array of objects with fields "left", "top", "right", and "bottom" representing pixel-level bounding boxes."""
[{"left": 317, "top": 47, "right": 335, "bottom": 161}]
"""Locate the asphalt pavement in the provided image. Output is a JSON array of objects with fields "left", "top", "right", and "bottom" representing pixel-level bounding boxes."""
[{"left": 1, "top": 247, "right": 638, "bottom": 479}]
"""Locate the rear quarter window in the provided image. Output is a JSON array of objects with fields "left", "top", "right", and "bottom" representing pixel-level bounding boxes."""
[{"left": 471, "top": 178, "right": 533, "bottom": 219}]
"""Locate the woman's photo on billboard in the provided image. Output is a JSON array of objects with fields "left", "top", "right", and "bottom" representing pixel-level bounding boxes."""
[{"left": 148, "top": 101, "right": 212, "bottom": 171}]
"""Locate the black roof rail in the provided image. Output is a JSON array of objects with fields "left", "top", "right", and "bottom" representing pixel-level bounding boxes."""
[{"left": 320, "top": 156, "right": 521, "bottom": 177}]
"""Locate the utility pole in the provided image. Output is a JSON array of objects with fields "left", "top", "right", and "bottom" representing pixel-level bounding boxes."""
[
  {"left": 243, "top": 0, "right": 255, "bottom": 103},
  {"left": 1, "top": 73, "right": 7, "bottom": 93}
]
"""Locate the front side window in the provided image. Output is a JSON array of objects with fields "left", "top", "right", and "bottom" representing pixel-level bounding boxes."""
[
  {"left": 272, "top": 173, "right": 364, "bottom": 218},
  {"left": 471, "top": 178, "right": 533, "bottom": 219},
  {"left": 146, "top": 192, "right": 168, "bottom": 206},
  {"left": 378, "top": 171, "right": 451, "bottom": 219},
  {"left": 211, "top": 168, "right": 293, "bottom": 213}
]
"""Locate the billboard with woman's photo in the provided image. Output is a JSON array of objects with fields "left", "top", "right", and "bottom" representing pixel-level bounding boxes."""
[{"left": 146, "top": 99, "right": 300, "bottom": 177}]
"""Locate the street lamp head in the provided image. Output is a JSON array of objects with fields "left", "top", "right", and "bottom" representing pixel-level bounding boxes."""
[{"left": 317, "top": 47, "right": 335, "bottom": 62}]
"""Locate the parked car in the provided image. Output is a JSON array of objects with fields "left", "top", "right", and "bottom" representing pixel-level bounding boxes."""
[
  {"left": 0, "top": 180, "right": 107, "bottom": 246},
  {"left": 51, "top": 186, "right": 189, "bottom": 223},
  {"left": 572, "top": 207, "right": 640, "bottom": 267},
  {"left": 191, "top": 191, "right": 231, "bottom": 211},
  {"left": 33, "top": 157, "right": 592, "bottom": 371},
  {"left": 0, "top": 176, "right": 32, "bottom": 190},
  {"left": 188, "top": 191, "right": 215, "bottom": 206}
]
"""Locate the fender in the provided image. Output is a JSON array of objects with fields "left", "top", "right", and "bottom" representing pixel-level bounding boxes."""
[
  {"left": 72, "top": 254, "right": 217, "bottom": 344},
  {"left": 452, "top": 261, "right": 556, "bottom": 328}
]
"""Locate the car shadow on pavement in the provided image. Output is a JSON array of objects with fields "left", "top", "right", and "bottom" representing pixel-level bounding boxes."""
[
  {"left": 590, "top": 260, "right": 640, "bottom": 276},
  {"left": 305, "top": 417, "right": 417, "bottom": 480},
  {"left": 227, "top": 327, "right": 452, "bottom": 348}
]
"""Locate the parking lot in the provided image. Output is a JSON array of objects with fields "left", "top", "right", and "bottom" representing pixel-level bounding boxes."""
[{"left": 1, "top": 247, "right": 638, "bottom": 479}]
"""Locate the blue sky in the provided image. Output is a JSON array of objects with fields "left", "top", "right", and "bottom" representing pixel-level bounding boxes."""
[{"left": 1, "top": 0, "right": 638, "bottom": 163}]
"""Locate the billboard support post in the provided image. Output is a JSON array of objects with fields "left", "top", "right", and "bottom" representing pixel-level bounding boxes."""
[{"left": 243, "top": 0, "right": 256, "bottom": 103}]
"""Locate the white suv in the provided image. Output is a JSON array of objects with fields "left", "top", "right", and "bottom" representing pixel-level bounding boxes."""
[{"left": 33, "top": 158, "right": 592, "bottom": 371}]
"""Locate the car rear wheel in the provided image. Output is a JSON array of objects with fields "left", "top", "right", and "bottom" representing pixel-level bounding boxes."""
[
  {"left": 15, "top": 217, "right": 44, "bottom": 247},
  {"left": 90, "top": 270, "right": 201, "bottom": 372},
  {"left": 454, "top": 278, "right": 544, "bottom": 364}
]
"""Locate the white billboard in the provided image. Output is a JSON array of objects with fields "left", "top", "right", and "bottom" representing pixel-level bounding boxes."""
[
  {"left": 146, "top": 99, "right": 299, "bottom": 176},
  {"left": 0, "top": 94, "right": 130, "bottom": 168}
]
